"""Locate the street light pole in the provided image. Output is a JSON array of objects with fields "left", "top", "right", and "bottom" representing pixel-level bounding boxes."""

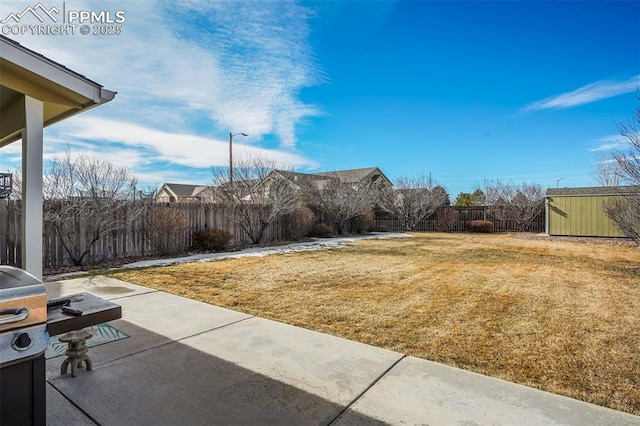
[
  {"left": 229, "top": 132, "right": 248, "bottom": 185},
  {"left": 556, "top": 178, "right": 565, "bottom": 188}
]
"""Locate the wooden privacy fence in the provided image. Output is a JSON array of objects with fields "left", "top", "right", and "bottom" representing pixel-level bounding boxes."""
[
  {"left": 0, "top": 200, "right": 22, "bottom": 267},
  {"left": 1, "top": 201, "right": 283, "bottom": 269},
  {"left": 2, "top": 201, "right": 545, "bottom": 270},
  {"left": 373, "top": 207, "right": 546, "bottom": 233}
]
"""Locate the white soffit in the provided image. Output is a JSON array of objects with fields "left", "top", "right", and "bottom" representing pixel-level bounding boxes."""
[{"left": 0, "top": 35, "right": 116, "bottom": 147}]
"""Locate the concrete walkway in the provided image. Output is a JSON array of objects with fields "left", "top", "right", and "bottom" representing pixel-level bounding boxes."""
[{"left": 45, "top": 276, "right": 640, "bottom": 426}]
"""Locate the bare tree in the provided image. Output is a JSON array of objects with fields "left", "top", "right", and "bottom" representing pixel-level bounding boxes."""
[
  {"left": 43, "top": 152, "right": 143, "bottom": 266},
  {"left": 378, "top": 175, "right": 449, "bottom": 231},
  {"left": 483, "top": 179, "right": 545, "bottom": 231},
  {"left": 604, "top": 196, "right": 640, "bottom": 243},
  {"left": 136, "top": 183, "right": 160, "bottom": 201},
  {"left": 592, "top": 154, "right": 622, "bottom": 186},
  {"left": 604, "top": 104, "right": 640, "bottom": 245},
  {"left": 211, "top": 156, "right": 299, "bottom": 244},
  {"left": 9, "top": 168, "right": 21, "bottom": 200},
  {"left": 612, "top": 105, "right": 640, "bottom": 186},
  {"left": 143, "top": 206, "right": 188, "bottom": 255},
  {"left": 302, "top": 174, "right": 378, "bottom": 235}
]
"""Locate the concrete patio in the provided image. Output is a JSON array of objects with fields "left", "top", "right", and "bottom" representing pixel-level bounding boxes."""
[{"left": 45, "top": 276, "right": 640, "bottom": 425}]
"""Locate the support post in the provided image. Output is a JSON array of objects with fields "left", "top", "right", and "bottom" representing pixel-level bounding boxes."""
[{"left": 21, "top": 96, "right": 44, "bottom": 280}]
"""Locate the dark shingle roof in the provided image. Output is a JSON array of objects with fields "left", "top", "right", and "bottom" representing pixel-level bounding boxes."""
[
  {"left": 315, "top": 167, "right": 381, "bottom": 183},
  {"left": 546, "top": 186, "right": 637, "bottom": 197},
  {"left": 273, "top": 170, "right": 333, "bottom": 184},
  {"left": 164, "top": 183, "right": 208, "bottom": 197}
]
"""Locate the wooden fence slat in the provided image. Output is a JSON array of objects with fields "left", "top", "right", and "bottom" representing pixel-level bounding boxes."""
[{"left": 1, "top": 200, "right": 545, "bottom": 269}]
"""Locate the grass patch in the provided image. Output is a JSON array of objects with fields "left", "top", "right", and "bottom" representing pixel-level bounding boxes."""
[{"left": 109, "top": 233, "right": 640, "bottom": 415}]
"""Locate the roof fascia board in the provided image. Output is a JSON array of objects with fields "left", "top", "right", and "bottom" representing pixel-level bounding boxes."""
[
  {"left": 161, "top": 184, "right": 178, "bottom": 198},
  {"left": 1, "top": 65, "right": 84, "bottom": 107},
  {"left": 1, "top": 37, "right": 115, "bottom": 104}
]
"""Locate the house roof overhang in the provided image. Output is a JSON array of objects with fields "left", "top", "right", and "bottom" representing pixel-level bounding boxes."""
[{"left": 0, "top": 35, "right": 116, "bottom": 147}]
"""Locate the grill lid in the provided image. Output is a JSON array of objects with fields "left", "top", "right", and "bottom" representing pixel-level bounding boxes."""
[
  {"left": 0, "top": 266, "right": 43, "bottom": 295},
  {"left": 0, "top": 266, "right": 47, "bottom": 332}
]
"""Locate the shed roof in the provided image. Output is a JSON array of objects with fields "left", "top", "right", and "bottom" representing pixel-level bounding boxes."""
[{"left": 546, "top": 186, "right": 637, "bottom": 197}]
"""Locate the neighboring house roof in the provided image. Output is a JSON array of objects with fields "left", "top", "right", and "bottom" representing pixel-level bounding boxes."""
[
  {"left": 273, "top": 170, "right": 320, "bottom": 181},
  {"left": 159, "top": 183, "right": 211, "bottom": 199},
  {"left": 271, "top": 170, "right": 333, "bottom": 186},
  {"left": 260, "top": 167, "right": 393, "bottom": 193},
  {"left": 162, "top": 167, "right": 393, "bottom": 201},
  {"left": 254, "top": 170, "right": 334, "bottom": 194},
  {"left": 315, "top": 167, "right": 391, "bottom": 185},
  {"left": 166, "top": 183, "right": 206, "bottom": 197},
  {"left": 546, "top": 186, "right": 637, "bottom": 197}
]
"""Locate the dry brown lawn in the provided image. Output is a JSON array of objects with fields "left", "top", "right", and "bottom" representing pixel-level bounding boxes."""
[{"left": 109, "top": 233, "right": 640, "bottom": 415}]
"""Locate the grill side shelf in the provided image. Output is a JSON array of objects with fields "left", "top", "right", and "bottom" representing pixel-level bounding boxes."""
[{"left": 47, "top": 292, "right": 122, "bottom": 336}]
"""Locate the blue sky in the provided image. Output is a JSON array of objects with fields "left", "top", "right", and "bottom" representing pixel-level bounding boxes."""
[{"left": 1, "top": 0, "right": 639, "bottom": 197}]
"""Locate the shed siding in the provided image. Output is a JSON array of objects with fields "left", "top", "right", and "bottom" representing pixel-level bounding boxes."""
[{"left": 548, "top": 195, "right": 623, "bottom": 237}]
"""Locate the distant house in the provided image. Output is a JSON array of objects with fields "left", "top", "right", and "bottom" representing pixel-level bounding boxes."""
[
  {"left": 248, "top": 167, "right": 392, "bottom": 198},
  {"left": 155, "top": 183, "right": 213, "bottom": 203},
  {"left": 260, "top": 170, "right": 333, "bottom": 191},
  {"left": 315, "top": 167, "right": 393, "bottom": 188},
  {"left": 545, "top": 186, "right": 636, "bottom": 237},
  {"left": 158, "top": 167, "right": 393, "bottom": 203}
]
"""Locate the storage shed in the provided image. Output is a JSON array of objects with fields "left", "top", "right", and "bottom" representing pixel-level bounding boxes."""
[{"left": 545, "top": 186, "right": 636, "bottom": 238}]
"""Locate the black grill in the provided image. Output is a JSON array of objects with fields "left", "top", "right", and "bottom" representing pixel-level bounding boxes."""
[{"left": 0, "top": 266, "right": 49, "bottom": 426}]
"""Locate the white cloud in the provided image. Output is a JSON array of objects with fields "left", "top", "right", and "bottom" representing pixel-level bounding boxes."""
[
  {"left": 588, "top": 135, "right": 625, "bottom": 152},
  {"left": 523, "top": 74, "right": 640, "bottom": 112},
  {"left": 181, "top": 0, "right": 324, "bottom": 146},
  {"left": 0, "top": 0, "right": 322, "bottom": 181},
  {"left": 56, "top": 116, "right": 317, "bottom": 169}
]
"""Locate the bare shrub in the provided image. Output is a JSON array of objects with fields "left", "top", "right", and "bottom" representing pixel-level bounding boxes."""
[
  {"left": 191, "top": 228, "right": 233, "bottom": 251},
  {"left": 370, "top": 224, "right": 387, "bottom": 232},
  {"left": 143, "top": 207, "right": 188, "bottom": 255},
  {"left": 436, "top": 207, "right": 459, "bottom": 232},
  {"left": 348, "top": 208, "right": 374, "bottom": 234},
  {"left": 308, "top": 223, "right": 334, "bottom": 238},
  {"left": 281, "top": 206, "right": 316, "bottom": 241},
  {"left": 467, "top": 220, "right": 493, "bottom": 233}
]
